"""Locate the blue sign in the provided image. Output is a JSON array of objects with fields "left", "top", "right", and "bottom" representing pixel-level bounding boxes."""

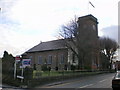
[
  {"left": 22, "top": 59, "right": 31, "bottom": 68},
  {"left": 23, "top": 60, "right": 30, "bottom": 65}
]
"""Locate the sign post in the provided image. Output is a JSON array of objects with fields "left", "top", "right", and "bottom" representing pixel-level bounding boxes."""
[
  {"left": 14, "top": 57, "right": 31, "bottom": 81},
  {"left": 14, "top": 61, "right": 16, "bottom": 79},
  {"left": 14, "top": 56, "right": 21, "bottom": 79}
]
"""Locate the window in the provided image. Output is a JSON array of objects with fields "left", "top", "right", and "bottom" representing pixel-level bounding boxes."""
[
  {"left": 38, "top": 56, "right": 42, "bottom": 64},
  {"left": 47, "top": 55, "right": 52, "bottom": 64},
  {"left": 116, "top": 72, "right": 120, "bottom": 78},
  {"left": 60, "top": 54, "right": 64, "bottom": 64},
  {"left": 92, "top": 24, "right": 96, "bottom": 30}
]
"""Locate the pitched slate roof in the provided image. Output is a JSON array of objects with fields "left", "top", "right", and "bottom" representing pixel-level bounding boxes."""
[{"left": 26, "top": 39, "right": 67, "bottom": 53}]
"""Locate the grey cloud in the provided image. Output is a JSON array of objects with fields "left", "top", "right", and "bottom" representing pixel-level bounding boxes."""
[{"left": 101, "top": 25, "right": 118, "bottom": 42}]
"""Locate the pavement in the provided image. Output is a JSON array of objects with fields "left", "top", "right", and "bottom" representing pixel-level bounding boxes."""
[{"left": 1, "top": 84, "right": 25, "bottom": 90}]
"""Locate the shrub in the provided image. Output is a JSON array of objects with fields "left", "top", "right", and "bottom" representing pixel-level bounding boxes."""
[
  {"left": 41, "top": 64, "right": 48, "bottom": 71},
  {"left": 71, "top": 65, "right": 76, "bottom": 71},
  {"left": 24, "top": 67, "right": 33, "bottom": 81}
]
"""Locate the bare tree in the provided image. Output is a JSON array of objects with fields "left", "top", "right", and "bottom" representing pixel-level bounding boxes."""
[
  {"left": 59, "top": 17, "right": 99, "bottom": 70},
  {"left": 99, "top": 37, "right": 119, "bottom": 70},
  {"left": 59, "top": 18, "right": 78, "bottom": 56}
]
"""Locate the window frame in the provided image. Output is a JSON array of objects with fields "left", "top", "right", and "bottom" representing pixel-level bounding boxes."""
[
  {"left": 47, "top": 55, "right": 52, "bottom": 64},
  {"left": 38, "top": 56, "right": 42, "bottom": 65},
  {"left": 60, "top": 54, "right": 64, "bottom": 64}
]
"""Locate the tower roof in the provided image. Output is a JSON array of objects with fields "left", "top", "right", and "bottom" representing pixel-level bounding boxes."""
[{"left": 78, "top": 14, "right": 98, "bottom": 24}]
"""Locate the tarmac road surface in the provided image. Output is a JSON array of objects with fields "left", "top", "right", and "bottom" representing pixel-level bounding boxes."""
[{"left": 40, "top": 73, "right": 115, "bottom": 88}]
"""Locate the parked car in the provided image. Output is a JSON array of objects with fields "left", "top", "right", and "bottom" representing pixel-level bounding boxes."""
[{"left": 112, "top": 71, "right": 120, "bottom": 89}]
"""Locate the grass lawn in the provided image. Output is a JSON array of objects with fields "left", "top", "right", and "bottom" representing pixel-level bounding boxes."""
[
  {"left": 33, "top": 71, "right": 63, "bottom": 78},
  {"left": 33, "top": 70, "right": 101, "bottom": 79}
]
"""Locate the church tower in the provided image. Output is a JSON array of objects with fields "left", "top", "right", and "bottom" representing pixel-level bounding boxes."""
[
  {"left": 77, "top": 14, "right": 100, "bottom": 70},
  {"left": 77, "top": 14, "right": 98, "bottom": 37}
]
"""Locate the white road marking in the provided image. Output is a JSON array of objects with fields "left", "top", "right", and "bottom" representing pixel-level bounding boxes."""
[
  {"left": 99, "top": 79, "right": 107, "bottom": 83},
  {"left": 79, "top": 84, "right": 94, "bottom": 88}
]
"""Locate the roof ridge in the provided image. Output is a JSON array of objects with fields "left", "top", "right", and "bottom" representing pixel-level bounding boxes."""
[
  {"left": 41, "top": 39, "right": 64, "bottom": 43},
  {"left": 26, "top": 39, "right": 66, "bottom": 53}
]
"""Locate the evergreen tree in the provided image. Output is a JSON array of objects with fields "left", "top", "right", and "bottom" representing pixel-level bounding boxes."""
[{"left": 2, "top": 51, "right": 14, "bottom": 76}]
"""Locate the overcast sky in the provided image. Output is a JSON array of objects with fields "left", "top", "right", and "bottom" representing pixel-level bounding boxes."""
[{"left": 0, "top": 0, "right": 119, "bottom": 57}]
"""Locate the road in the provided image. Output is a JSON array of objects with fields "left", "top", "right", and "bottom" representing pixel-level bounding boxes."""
[
  {"left": 41, "top": 73, "right": 115, "bottom": 88},
  {"left": 0, "top": 84, "right": 24, "bottom": 90}
]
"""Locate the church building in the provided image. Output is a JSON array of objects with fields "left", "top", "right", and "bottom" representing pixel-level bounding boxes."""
[{"left": 22, "top": 14, "right": 100, "bottom": 71}]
